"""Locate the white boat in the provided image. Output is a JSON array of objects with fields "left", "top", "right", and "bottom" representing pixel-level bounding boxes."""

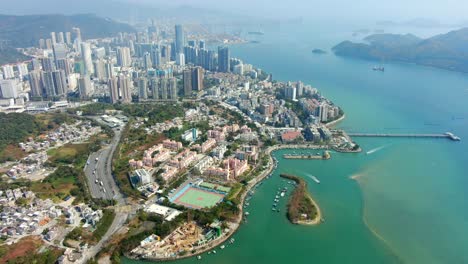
[
  {"left": 220, "top": 245, "right": 225, "bottom": 249},
  {"left": 280, "top": 192, "right": 285, "bottom": 197},
  {"left": 311, "top": 176, "right": 320, "bottom": 184},
  {"left": 197, "top": 256, "right": 202, "bottom": 260}
]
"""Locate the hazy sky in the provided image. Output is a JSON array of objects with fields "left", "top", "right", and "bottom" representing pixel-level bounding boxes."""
[
  {"left": 1, "top": 0, "right": 467, "bottom": 24},
  {"left": 122, "top": 0, "right": 468, "bottom": 22}
]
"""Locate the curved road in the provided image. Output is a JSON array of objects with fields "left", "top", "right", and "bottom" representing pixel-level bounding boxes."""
[{"left": 81, "top": 125, "right": 132, "bottom": 263}]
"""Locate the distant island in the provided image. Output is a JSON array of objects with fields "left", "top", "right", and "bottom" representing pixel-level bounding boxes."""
[
  {"left": 280, "top": 173, "right": 322, "bottom": 225},
  {"left": 332, "top": 27, "right": 468, "bottom": 73},
  {"left": 312, "top": 49, "right": 327, "bottom": 54}
]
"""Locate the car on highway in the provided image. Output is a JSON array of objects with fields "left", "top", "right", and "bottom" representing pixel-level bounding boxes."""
[{"left": 100, "top": 181, "right": 104, "bottom": 186}]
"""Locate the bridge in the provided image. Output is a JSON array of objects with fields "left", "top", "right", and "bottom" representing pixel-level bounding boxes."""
[{"left": 347, "top": 132, "right": 461, "bottom": 141}]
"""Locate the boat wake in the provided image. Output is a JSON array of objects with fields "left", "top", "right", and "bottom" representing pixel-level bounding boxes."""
[
  {"left": 306, "top": 174, "right": 320, "bottom": 183},
  {"left": 366, "top": 145, "right": 389, "bottom": 155}
]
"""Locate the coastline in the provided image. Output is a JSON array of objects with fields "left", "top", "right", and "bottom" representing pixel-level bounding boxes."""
[
  {"left": 127, "top": 146, "right": 278, "bottom": 262},
  {"left": 128, "top": 143, "right": 331, "bottom": 262},
  {"left": 325, "top": 114, "right": 346, "bottom": 128}
]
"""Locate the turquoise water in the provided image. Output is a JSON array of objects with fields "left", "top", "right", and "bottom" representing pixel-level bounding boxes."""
[{"left": 124, "top": 21, "right": 468, "bottom": 264}]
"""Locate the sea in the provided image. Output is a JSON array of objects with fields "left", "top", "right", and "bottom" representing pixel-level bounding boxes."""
[{"left": 124, "top": 19, "right": 468, "bottom": 264}]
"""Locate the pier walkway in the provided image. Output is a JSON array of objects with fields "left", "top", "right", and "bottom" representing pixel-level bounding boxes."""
[{"left": 347, "top": 132, "right": 460, "bottom": 141}]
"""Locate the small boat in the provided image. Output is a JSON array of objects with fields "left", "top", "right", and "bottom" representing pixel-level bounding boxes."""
[
  {"left": 280, "top": 192, "right": 285, "bottom": 197},
  {"left": 213, "top": 250, "right": 217, "bottom": 254},
  {"left": 373, "top": 66, "right": 385, "bottom": 72},
  {"left": 220, "top": 245, "right": 225, "bottom": 249},
  {"left": 197, "top": 256, "right": 202, "bottom": 260},
  {"left": 245, "top": 212, "right": 250, "bottom": 216},
  {"left": 311, "top": 176, "right": 320, "bottom": 184},
  {"left": 272, "top": 207, "right": 276, "bottom": 211}
]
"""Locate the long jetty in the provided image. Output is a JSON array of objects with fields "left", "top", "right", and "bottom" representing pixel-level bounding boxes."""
[{"left": 347, "top": 132, "right": 461, "bottom": 141}]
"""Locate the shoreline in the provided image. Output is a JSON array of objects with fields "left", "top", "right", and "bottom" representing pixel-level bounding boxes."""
[
  {"left": 127, "top": 144, "right": 332, "bottom": 262},
  {"left": 325, "top": 114, "right": 346, "bottom": 128}
]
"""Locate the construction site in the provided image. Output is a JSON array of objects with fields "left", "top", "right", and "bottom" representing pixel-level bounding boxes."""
[{"left": 131, "top": 221, "right": 223, "bottom": 259}]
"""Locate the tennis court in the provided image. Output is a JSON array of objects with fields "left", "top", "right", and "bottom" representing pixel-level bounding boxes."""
[{"left": 173, "top": 187, "right": 225, "bottom": 209}]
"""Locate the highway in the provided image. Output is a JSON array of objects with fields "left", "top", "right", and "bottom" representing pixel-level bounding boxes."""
[
  {"left": 84, "top": 128, "right": 123, "bottom": 201},
  {"left": 81, "top": 123, "right": 132, "bottom": 263}
]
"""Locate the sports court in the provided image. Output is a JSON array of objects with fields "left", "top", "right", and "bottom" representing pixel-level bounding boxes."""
[{"left": 173, "top": 187, "right": 225, "bottom": 209}]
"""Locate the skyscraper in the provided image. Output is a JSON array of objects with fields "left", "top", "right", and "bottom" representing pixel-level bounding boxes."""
[
  {"left": 41, "top": 71, "right": 66, "bottom": 97},
  {"left": 57, "top": 32, "right": 64, "bottom": 43},
  {"left": 118, "top": 75, "right": 132, "bottom": 103},
  {"left": 72, "top": 27, "right": 82, "bottom": 42},
  {"left": 108, "top": 77, "right": 119, "bottom": 104},
  {"left": 81, "top": 42, "right": 94, "bottom": 75},
  {"left": 78, "top": 75, "right": 93, "bottom": 98},
  {"left": 52, "top": 70, "right": 67, "bottom": 96},
  {"left": 176, "top": 53, "right": 185, "bottom": 66},
  {"left": 50, "top": 32, "right": 57, "bottom": 44},
  {"left": 175, "top": 25, "right": 185, "bottom": 55},
  {"left": 117, "top": 47, "right": 132, "bottom": 67},
  {"left": 192, "top": 67, "right": 204, "bottom": 91},
  {"left": 183, "top": 69, "right": 192, "bottom": 97},
  {"left": 138, "top": 77, "right": 148, "bottom": 100},
  {"left": 218, "top": 46, "right": 230, "bottom": 73},
  {"left": 56, "top": 59, "right": 72, "bottom": 77},
  {"left": 93, "top": 59, "right": 106, "bottom": 82},
  {"left": 41, "top": 57, "right": 55, "bottom": 72},
  {"left": 16, "top": 63, "right": 29, "bottom": 78},
  {"left": 52, "top": 43, "right": 67, "bottom": 67},
  {"left": 1, "top": 65, "right": 15, "bottom": 79},
  {"left": 41, "top": 71, "right": 56, "bottom": 97},
  {"left": 65, "top": 32, "right": 72, "bottom": 45},
  {"left": 150, "top": 47, "right": 161, "bottom": 67},
  {"left": 143, "top": 52, "right": 152, "bottom": 70},
  {"left": 29, "top": 70, "right": 43, "bottom": 97},
  {"left": 199, "top": 40, "right": 205, "bottom": 49},
  {"left": 0, "top": 80, "right": 19, "bottom": 98}
]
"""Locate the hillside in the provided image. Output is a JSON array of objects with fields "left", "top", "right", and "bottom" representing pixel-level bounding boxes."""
[
  {"left": 332, "top": 28, "right": 468, "bottom": 73},
  {"left": 0, "top": 13, "right": 135, "bottom": 48}
]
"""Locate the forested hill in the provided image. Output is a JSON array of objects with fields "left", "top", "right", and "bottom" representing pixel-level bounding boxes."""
[
  {"left": 0, "top": 13, "right": 135, "bottom": 48},
  {"left": 332, "top": 28, "right": 468, "bottom": 73}
]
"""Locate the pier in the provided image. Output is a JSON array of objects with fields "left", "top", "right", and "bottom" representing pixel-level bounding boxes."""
[{"left": 347, "top": 132, "right": 460, "bottom": 141}]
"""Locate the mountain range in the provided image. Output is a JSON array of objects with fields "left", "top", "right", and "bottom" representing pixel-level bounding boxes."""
[
  {"left": 0, "top": 13, "right": 135, "bottom": 48},
  {"left": 332, "top": 27, "right": 468, "bottom": 73}
]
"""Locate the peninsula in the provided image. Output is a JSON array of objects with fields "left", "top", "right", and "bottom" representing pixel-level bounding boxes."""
[{"left": 280, "top": 173, "right": 322, "bottom": 225}]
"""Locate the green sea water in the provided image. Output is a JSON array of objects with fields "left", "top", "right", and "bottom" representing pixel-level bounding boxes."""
[{"left": 124, "top": 21, "right": 468, "bottom": 264}]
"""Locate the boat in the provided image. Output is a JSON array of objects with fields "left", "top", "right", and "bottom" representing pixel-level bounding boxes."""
[
  {"left": 245, "top": 212, "right": 250, "bottom": 216},
  {"left": 311, "top": 176, "right": 321, "bottom": 184},
  {"left": 220, "top": 245, "right": 225, "bottom": 249},
  {"left": 272, "top": 207, "right": 276, "bottom": 211},
  {"left": 372, "top": 66, "right": 385, "bottom": 72},
  {"left": 229, "top": 238, "right": 235, "bottom": 244},
  {"left": 197, "top": 256, "right": 202, "bottom": 260},
  {"left": 280, "top": 192, "right": 285, "bottom": 197},
  {"left": 213, "top": 250, "right": 217, "bottom": 254}
]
